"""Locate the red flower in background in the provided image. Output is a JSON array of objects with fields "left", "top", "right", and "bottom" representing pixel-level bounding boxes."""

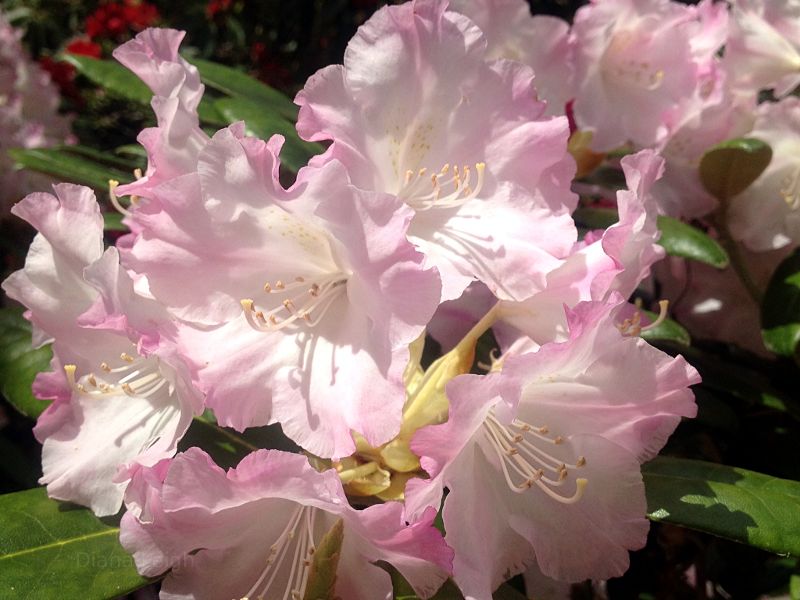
[
  {"left": 38, "top": 57, "right": 81, "bottom": 104},
  {"left": 206, "top": 0, "right": 233, "bottom": 20},
  {"left": 66, "top": 38, "right": 102, "bottom": 59},
  {"left": 86, "top": 0, "right": 159, "bottom": 41}
]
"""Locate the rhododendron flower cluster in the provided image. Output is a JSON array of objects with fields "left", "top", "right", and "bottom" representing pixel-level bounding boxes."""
[
  {"left": 9, "top": 0, "right": 800, "bottom": 597},
  {"left": 0, "top": 12, "right": 74, "bottom": 212}
]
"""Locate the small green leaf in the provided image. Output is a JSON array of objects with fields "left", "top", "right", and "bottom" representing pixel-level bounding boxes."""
[
  {"left": 699, "top": 137, "right": 772, "bottom": 200},
  {"left": 188, "top": 57, "right": 298, "bottom": 121},
  {"left": 0, "top": 308, "right": 52, "bottom": 419},
  {"left": 639, "top": 310, "right": 691, "bottom": 346},
  {"left": 8, "top": 147, "right": 132, "bottom": 192},
  {"left": 304, "top": 518, "right": 344, "bottom": 600},
  {"left": 214, "top": 97, "right": 322, "bottom": 172},
  {"left": 656, "top": 215, "right": 729, "bottom": 268},
  {"left": 762, "top": 248, "right": 800, "bottom": 357},
  {"left": 644, "top": 457, "right": 800, "bottom": 556},
  {"left": 0, "top": 488, "right": 152, "bottom": 599}
]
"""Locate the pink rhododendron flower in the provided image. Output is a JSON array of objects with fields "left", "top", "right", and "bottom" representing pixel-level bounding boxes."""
[
  {"left": 0, "top": 12, "right": 73, "bottom": 211},
  {"left": 427, "top": 150, "right": 666, "bottom": 351},
  {"left": 653, "top": 87, "right": 755, "bottom": 218},
  {"left": 113, "top": 28, "right": 208, "bottom": 201},
  {"left": 121, "top": 448, "right": 453, "bottom": 600},
  {"left": 1, "top": 185, "right": 203, "bottom": 516},
  {"left": 296, "top": 0, "right": 577, "bottom": 302},
  {"left": 725, "top": 0, "right": 800, "bottom": 98},
  {"left": 448, "top": 0, "right": 574, "bottom": 116},
  {"left": 500, "top": 149, "right": 666, "bottom": 348},
  {"left": 406, "top": 299, "right": 699, "bottom": 596},
  {"left": 571, "top": 0, "right": 727, "bottom": 151},
  {"left": 728, "top": 98, "right": 800, "bottom": 251},
  {"left": 121, "top": 124, "right": 441, "bottom": 459}
]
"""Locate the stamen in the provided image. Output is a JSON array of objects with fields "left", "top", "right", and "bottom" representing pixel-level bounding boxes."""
[{"left": 108, "top": 180, "right": 131, "bottom": 217}]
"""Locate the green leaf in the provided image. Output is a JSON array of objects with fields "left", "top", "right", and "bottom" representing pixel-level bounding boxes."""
[
  {"left": 8, "top": 147, "right": 132, "bottom": 192},
  {"left": 214, "top": 97, "right": 322, "bottom": 173},
  {"left": 62, "top": 55, "right": 152, "bottom": 104},
  {"left": 761, "top": 248, "right": 800, "bottom": 357},
  {"left": 644, "top": 457, "right": 800, "bottom": 556},
  {"left": 0, "top": 488, "right": 152, "bottom": 599},
  {"left": 64, "top": 55, "right": 227, "bottom": 127},
  {"left": 658, "top": 342, "right": 800, "bottom": 421},
  {"left": 188, "top": 57, "right": 298, "bottom": 121},
  {"left": 656, "top": 215, "right": 729, "bottom": 268},
  {"left": 699, "top": 137, "right": 773, "bottom": 200},
  {"left": 639, "top": 310, "right": 691, "bottom": 346},
  {"left": 791, "top": 574, "right": 800, "bottom": 600},
  {"left": 0, "top": 308, "right": 52, "bottom": 419},
  {"left": 304, "top": 518, "right": 344, "bottom": 600},
  {"left": 63, "top": 145, "right": 139, "bottom": 171}
]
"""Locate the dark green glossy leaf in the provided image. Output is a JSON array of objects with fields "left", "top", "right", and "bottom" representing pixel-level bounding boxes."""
[
  {"left": 0, "top": 488, "right": 152, "bottom": 599},
  {"left": 188, "top": 57, "right": 298, "bottom": 121},
  {"left": 0, "top": 308, "right": 52, "bottom": 419},
  {"left": 62, "top": 55, "right": 152, "bottom": 104},
  {"left": 8, "top": 147, "right": 132, "bottom": 192},
  {"left": 304, "top": 518, "right": 343, "bottom": 600},
  {"left": 761, "top": 248, "right": 800, "bottom": 357},
  {"left": 656, "top": 215, "right": 729, "bottom": 268},
  {"left": 699, "top": 137, "right": 772, "bottom": 200},
  {"left": 64, "top": 55, "right": 227, "bottom": 126},
  {"left": 639, "top": 310, "right": 691, "bottom": 346},
  {"left": 644, "top": 457, "right": 800, "bottom": 556},
  {"left": 64, "top": 145, "right": 139, "bottom": 171},
  {"left": 656, "top": 342, "right": 800, "bottom": 421},
  {"left": 214, "top": 97, "right": 322, "bottom": 173}
]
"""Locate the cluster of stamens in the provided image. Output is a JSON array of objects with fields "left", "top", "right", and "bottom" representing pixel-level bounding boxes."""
[
  {"left": 240, "top": 505, "right": 317, "bottom": 600},
  {"left": 482, "top": 413, "right": 587, "bottom": 504},
  {"left": 241, "top": 274, "right": 348, "bottom": 332},
  {"left": 63, "top": 351, "right": 170, "bottom": 400},
  {"left": 399, "top": 162, "right": 486, "bottom": 211}
]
